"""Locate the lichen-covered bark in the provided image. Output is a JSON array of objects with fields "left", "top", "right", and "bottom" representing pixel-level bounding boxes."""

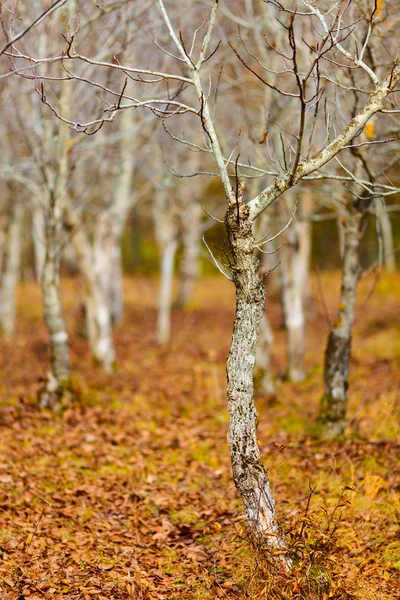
[
  {"left": 42, "top": 207, "right": 70, "bottom": 387},
  {"left": 225, "top": 191, "right": 290, "bottom": 568},
  {"left": 318, "top": 209, "right": 362, "bottom": 438}
]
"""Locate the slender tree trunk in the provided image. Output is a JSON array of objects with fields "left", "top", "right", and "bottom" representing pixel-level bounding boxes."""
[
  {"left": 279, "top": 200, "right": 307, "bottom": 382},
  {"left": 225, "top": 191, "right": 290, "bottom": 569},
  {"left": 32, "top": 205, "right": 46, "bottom": 282},
  {"left": 157, "top": 234, "right": 178, "bottom": 345},
  {"left": 154, "top": 177, "right": 178, "bottom": 346},
  {"left": 69, "top": 220, "right": 115, "bottom": 373},
  {"left": 298, "top": 191, "right": 313, "bottom": 304},
  {"left": 93, "top": 213, "right": 124, "bottom": 325},
  {"left": 318, "top": 208, "right": 362, "bottom": 438},
  {"left": 0, "top": 201, "right": 23, "bottom": 335},
  {"left": 176, "top": 199, "right": 202, "bottom": 309},
  {"left": 375, "top": 197, "right": 396, "bottom": 271},
  {"left": 40, "top": 202, "right": 71, "bottom": 407},
  {"left": 39, "top": 10, "right": 74, "bottom": 407},
  {"left": 93, "top": 108, "right": 136, "bottom": 324},
  {"left": 254, "top": 313, "right": 275, "bottom": 395}
]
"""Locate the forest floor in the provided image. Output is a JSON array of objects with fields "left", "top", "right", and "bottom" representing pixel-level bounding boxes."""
[{"left": 0, "top": 271, "right": 399, "bottom": 600}]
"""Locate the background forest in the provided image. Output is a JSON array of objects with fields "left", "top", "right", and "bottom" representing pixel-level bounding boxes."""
[{"left": 0, "top": 1, "right": 399, "bottom": 599}]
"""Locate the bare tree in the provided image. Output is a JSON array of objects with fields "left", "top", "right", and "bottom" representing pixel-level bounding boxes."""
[
  {"left": 317, "top": 151, "right": 399, "bottom": 438},
  {"left": 27, "top": 0, "right": 400, "bottom": 567}
]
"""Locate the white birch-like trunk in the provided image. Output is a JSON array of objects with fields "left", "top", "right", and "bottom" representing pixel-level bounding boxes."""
[
  {"left": 279, "top": 200, "right": 307, "bottom": 383},
  {"left": 0, "top": 201, "right": 23, "bottom": 335},
  {"left": 93, "top": 213, "right": 124, "bottom": 325},
  {"left": 94, "top": 108, "right": 136, "bottom": 324},
  {"left": 176, "top": 199, "right": 202, "bottom": 309},
  {"left": 375, "top": 198, "right": 396, "bottom": 271},
  {"left": 157, "top": 234, "right": 178, "bottom": 345},
  {"left": 298, "top": 191, "right": 313, "bottom": 304},
  {"left": 318, "top": 208, "right": 362, "bottom": 438},
  {"left": 32, "top": 205, "right": 46, "bottom": 282},
  {"left": 70, "top": 221, "right": 115, "bottom": 372},
  {"left": 41, "top": 204, "right": 70, "bottom": 388},
  {"left": 154, "top": 177, "right": 178, "bottom": 346},
  {"left": 225, "top": 191, "right": 291, "bottom": 569},
  {"left": 39, "top": 4, "right": 74, "bottom": 406}
]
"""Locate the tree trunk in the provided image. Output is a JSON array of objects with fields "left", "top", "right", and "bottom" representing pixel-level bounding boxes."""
[
  {"left": 39, "top": 10, "right": 74, "bottom": 407},
  {"left": 157, "top": 234, "right": 178, "bottom": 345},
  {"left": 279, "top": 200, "right": 307, "bottom": 383},
  {"left": 176, "top": 199, "right": 202, "bottom": 309},
  {"left": 41, "top": 204, "right": 71, "bottom": 406},
  {"left": 375, "top": 197, "right": 396, "bottom": 271},
  {"left": 298, "top": 191, "right": 313, "bottom": 305},
  {"left": 154, "top": 177, "right": 178, "bottom": 346},
  {"left": 93, "top": 108, "right": 136, "bottom": 324},
  {"left": 32, "top": 205, "right": 46, "bottom": 282},
  {"left": 93, "top": 212, "right": 124, "bottom": 325},
  {"left": 318, "top": 209, "right": 362, "bottom": 438},
  {"left": 254, "top": 314, "right": 275, "bottom": 396},
  {"left": 70, "top": 222, "right": 115, "bottom": 373},
  {"left": 225, "top": 191, "right": 290, "bottom": 569},
  {"left": 0, "top": 201, "right": 23, "bottom": 335}
]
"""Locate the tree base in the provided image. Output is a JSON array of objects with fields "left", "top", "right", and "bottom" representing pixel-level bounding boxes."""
[
  {"left": 317, "top": 393, "right": 347, "bottom": 440},
  {"left": 38, "top": 372, "right": 72, "bottom": 411}
]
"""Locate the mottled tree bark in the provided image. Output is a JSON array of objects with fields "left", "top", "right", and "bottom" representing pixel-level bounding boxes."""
[
  {"left": 41, "top": 201, "right": 71, "bottom": 395},
  {"left": 318, "top": 209, "right": 362, "bottom": 438},
  {"left": 0, "top": 200, "right": 23, "bottom": 335},
  {"left": 225, "top": 190, "right": 290, "bottom": 569},
  {"left": 39, "top": 21, "right": 73, "bottom": 407}
]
